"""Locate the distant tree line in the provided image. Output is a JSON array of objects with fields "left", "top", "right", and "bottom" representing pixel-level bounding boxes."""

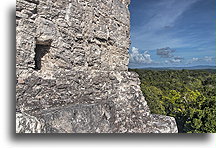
[{"left": 129, "top": 69, "right": 216, "bottom": 133}]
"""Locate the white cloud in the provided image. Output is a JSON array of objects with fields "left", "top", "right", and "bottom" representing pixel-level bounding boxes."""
[
  {"left": 187, "top": 57, "right": 201, "bottom": 64},
  {"left": 188, "top": 56, "right": 215, "bottom": 64},
  {"left": 169, "top": 59, "right": 181, "bottom": 63},
  {"left": 129, "top": 47, "right": 153, "bottom": 64},
  {"left": 192, "top": 57, "right": 199, "bottom": 62},
  {"left": 204, "top": 56, "right": 213, "bottom": 62},
  {"left": 162, "top": 55, "right": 184, "bottom": 64}
]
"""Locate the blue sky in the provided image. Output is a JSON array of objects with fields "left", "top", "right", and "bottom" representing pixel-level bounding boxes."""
[{"left": 128, "top": 0, "right": 215, "bottom": 68}]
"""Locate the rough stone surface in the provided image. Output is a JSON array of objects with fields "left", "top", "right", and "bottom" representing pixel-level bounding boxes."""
[
  {"left": 16, "top": 112, "right": 45, "bottom": 133},
  {"left": 16, "top": 0, "right": 178, "bottom": 133}
]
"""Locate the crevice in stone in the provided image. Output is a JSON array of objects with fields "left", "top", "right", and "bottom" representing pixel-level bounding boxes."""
[{"left": 95, "top": 37, "right": 107, "bottom": 43}]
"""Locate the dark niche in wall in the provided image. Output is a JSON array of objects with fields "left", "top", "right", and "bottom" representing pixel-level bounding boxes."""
[{"left": 34, "top": 41, "right": 51, "bottom": 70}]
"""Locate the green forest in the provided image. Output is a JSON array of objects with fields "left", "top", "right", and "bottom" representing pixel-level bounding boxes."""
[{"left": 129, "top": 69, "right": 216, "bottom": 133}]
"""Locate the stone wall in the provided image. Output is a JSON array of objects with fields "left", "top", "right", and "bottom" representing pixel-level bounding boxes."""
[
  {"left": 16, "top": 0, "right": 130, "bottom": 80},
  {"left": 16, "top": 0, "right": 178, "bottom": 133}
]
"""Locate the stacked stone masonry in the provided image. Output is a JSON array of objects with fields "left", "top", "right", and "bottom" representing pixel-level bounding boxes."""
[{"left": 16, "top": 0, "right": 178, "bottom": 133}]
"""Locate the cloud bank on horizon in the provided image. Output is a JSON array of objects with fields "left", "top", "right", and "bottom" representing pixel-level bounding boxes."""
[{"left": 129, "top": 0, "right": 215, "bottom": 68}]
